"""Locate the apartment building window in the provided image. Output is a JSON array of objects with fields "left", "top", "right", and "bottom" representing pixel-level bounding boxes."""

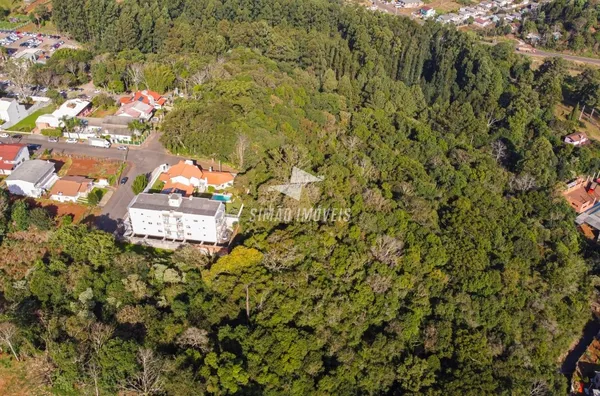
[
  {"left": 148, "top": 222, "right": 153, "bottom": 225},
  {"left": 193, "top": 219, "right": 198, "bottom": 223},
  {"left": 187, "top": 232, "right": 192, "bottom": 236}
]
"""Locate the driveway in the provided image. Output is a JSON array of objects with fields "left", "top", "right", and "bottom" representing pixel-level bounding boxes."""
[{"left": 0, "top": 133, "right": 229, "bottom": 233}]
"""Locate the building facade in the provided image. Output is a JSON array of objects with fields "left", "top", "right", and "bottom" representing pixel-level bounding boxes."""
[
  {"left": 5, "top": 160, "right": 57, "bottom": 197},
  {"left": 128, "top": 193, "right": 227, "bottom": 244},
  {"left": 0, "top": 144, "right": 30, "bottom": 175}
]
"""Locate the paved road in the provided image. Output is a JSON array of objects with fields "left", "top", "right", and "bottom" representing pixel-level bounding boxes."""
[
  {"left": 0, "top": 133, "right": 228, "bottom": 233},
  {"left": 518, "top": 48, "right": 600, "bottom": 66}
]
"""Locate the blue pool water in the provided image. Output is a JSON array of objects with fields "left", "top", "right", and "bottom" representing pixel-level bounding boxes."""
[{"left": 211, "top": 194, "right": 231, "bottom": 202}]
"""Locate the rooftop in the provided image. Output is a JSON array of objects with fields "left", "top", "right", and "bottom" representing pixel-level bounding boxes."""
[
  {"left": 0, "top": 143, "right": 26, "bottom": 162},
  {"left": 130, "top": 193, "right": 223, "bottom": 216},
  {"left": 0, "top": 98, "right": 16, "bottom": 111},
  {"left": 6, "top": 160, "right": 54, "bottom": 184},
  {"left": 49, "top": 175, "right": 92, "bottom": 197},
  {"left": 115, "top": 101, "right": 154, "bottom": 118}
]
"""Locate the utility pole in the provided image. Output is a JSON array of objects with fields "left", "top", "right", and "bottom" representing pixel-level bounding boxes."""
[{"left": 580, "top": 104, "right": 586, "bottom": 121}]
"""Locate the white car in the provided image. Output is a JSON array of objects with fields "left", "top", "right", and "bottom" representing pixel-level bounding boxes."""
[
  {"left": 117, "top": 145, "right": 128, "bottom": 151},
  {"left": 0, "top": 133, "right": 9, "bottom": 138},
  {"left": 66, "top": 138, "right": 77, "bottom": 144}
]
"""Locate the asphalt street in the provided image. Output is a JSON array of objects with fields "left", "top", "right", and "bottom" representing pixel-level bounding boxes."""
[{"left": 0, "top": 133, "right": 226, "bottom": 233}]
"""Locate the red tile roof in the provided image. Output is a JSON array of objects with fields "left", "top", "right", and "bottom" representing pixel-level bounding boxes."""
[
  {"left": 0, "top": 144, "right": 26, "bottom": 162},
  {"left": 119, "top": 90, "right": 166, "bottom": 107}
]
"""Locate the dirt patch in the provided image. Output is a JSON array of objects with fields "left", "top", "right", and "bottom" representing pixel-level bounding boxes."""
[
  {"left": 0, "top": 354, "right": 48, "bottom": 395},
  {"left": 25, "top": 0, "right": 52, "bottom": 13},
  {"left": 50, "top": 155, "right": 122, "bottom": 180},
  {"left": 34, "top": 199, "right": 94, "bottom": 223}
]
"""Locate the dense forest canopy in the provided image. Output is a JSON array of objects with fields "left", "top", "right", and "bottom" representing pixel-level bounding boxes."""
[{"left": 0, "top": 0, "right": 599, "bottom": 393}]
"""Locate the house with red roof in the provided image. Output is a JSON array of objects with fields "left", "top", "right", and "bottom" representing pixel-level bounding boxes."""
[
  {"left": 0, "top": 143, "right": 29, "bottom": 175},
  {"left": 115, "top": 101, "right": 154, "bottom": 121},
  {"left": 565, "top": 132, "right": 590, "bottom": 146},
  {"left": 49, "top": 176, "right": 93, "bottom": 203},
  {"left": 159, "top": 160, "right": 236, "bottom": 196},
  {"left": 119, "top": 90, "right": 167, "bottom": 110}
]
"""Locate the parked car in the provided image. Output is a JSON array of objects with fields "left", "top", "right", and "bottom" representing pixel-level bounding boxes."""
[
  {"left": 66, "top": 138, "right": 77, "bottom": 144},
  {"left": 0, "top": 133, "right": 8, "bottom": 138},
  {"left": 118, "top": 145, "right": 128, "bottom": 151},
  {"left": 120, "top": 177, "right": 128, "bottom": 185},
  {"left": 48, "top": 137, "right": 58, "bottom": 143}
]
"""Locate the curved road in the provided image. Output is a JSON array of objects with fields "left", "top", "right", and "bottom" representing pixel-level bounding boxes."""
[{"left": 519, "top": 48, "right": 600, "bottom": 66}]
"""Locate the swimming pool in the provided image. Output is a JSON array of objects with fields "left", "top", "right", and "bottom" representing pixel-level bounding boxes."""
[{"left": 211, "top": 194, "right": 232, "bottom": 202}]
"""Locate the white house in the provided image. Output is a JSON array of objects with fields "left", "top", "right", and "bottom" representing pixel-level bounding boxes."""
[
  {"left": 0, "top": 144, "right": 29, "bottom": 175},
  {"left": 128, "top": 193, "right": 227, "bottom": 243},
  {"left": 36, "top": 99, "right": 91, "bottom": 130},
  {"left": 0, "top": 98, "right": 28, "bottom": 127},
  {"left": 159, "top": 160, "right": 236, "bottom": 196},
  {"left": 565, "top": 132, "right": 589, "bottom": 146},
  {"left": 49, "top": 176, "right": 93, "bottom": 203},
  {"left": 419, "top": 6, "right": 436, "bottom": 18},
  {"left": 5, "top": 160, "right": 57, "bottom": 197},
  {"left": 115, "top": 101, "right": 154, "bottom": 121}
]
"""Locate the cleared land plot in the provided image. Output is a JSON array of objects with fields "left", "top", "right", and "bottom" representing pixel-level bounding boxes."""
[
  {"left": 51, "top": 154, "right": 122, "bottom": 180},
  {"left": 556, "top": 103, "right": 600, "bottom": 141},
  {"left": 34, "top": 199, "right": 93, "bottom": 223}
]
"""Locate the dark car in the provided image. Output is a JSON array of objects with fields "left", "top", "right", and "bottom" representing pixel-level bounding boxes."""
[{"left": 120, "top": 177, "right": 128, "bottom": 185}]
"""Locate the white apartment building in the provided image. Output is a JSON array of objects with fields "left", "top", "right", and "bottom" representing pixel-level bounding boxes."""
[{"left": 128, "top": 193, "right": 227, "bottom": 243}]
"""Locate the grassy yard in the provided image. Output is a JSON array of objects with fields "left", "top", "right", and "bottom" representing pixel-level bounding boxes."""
[
  {"left": 555, "top": 102, "right": 600, "bottom": 141},
  {"left": 0, "top": 0, "right": 17, "bottom": 10},
  {"left": 89, "top": 106, "right": 118, "bottom": 118},
  {"left": 9, "top": 105, "right": 55, "bottom": 132},
  {"left": 148, "top": 180, "right": 165, "bottom": 193}
]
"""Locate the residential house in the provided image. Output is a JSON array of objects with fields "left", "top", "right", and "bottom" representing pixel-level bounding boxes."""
[
  {"left": 115, "top": 101, "right": 154, "bottom": 121},
  {"left": 119, "top": 90, "right": 167, "bottom": 110},
  {"left": 128, "top": 193, "right": 227, "bottom": 243},
  {"left": 0, "top": 98, "right": 27, "bottom": 127},
  {"left": 474, "top": 17, "right": 492, "bottom": 27},
  {"left": 419, "top": 6, "right": 436, "bottom": 18},
  {"left": 36, "top": 99, "right": 91, "bottom": 130},
  {"left": 565, "top": 132, "right": 589, "bottom": 146},
  {"left": 5, "top": 160, "right": 57, "bottom": 197},
  {"left": 0, "top": 144, "right": 29, "bottom": 175},
  {"left": 563, "top": 177, "right": 600, "bottom": 213},
  {"left": 526, "top": 32, "right": 541, "bottom": 43},
  {"left": 49, "top": 175, "right": 93, "bottom": 203},
  {"left": 437, "top": 14, "right": 455, "bottom": 24},
  {"left": 85, "top": 116, "right": 142, "bottom": 143},
  {"left": 159, "top": 160, "right": 236, "bottom": 196}
]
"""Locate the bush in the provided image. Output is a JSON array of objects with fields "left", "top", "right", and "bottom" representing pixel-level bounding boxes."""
[
  {"left": 41, "top": 128, "right": 63, "bottom": 137},
  {"left": 92, "top": 94, "right": 116, "bottom": 109},
  {"left": 29, "top": 207, "right": 53, "bottom": 230},
  {"left": 132, "top": 174, "right": 148, "bottom": 195},
  {"left": 87, "top": 188, "right": 105, "bottom": 206}
]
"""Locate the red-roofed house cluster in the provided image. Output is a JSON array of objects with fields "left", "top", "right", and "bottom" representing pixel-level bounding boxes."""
[
  {"left": 158, "top": 160, "right": 236, "bottom": 197},
  {"left": 116, "top": 90, "right": 167, "bottom": 121}
]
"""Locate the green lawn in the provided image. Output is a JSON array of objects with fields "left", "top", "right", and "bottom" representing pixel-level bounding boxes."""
[
  {"left": 0, "top": 0, "right": 17, "bottom": 10},
  {"left": 148, "top": 180, "right": 165, "bottom": 193},
  {"left": 9, "top": 105, "right": 55, "bottom": 132}
]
